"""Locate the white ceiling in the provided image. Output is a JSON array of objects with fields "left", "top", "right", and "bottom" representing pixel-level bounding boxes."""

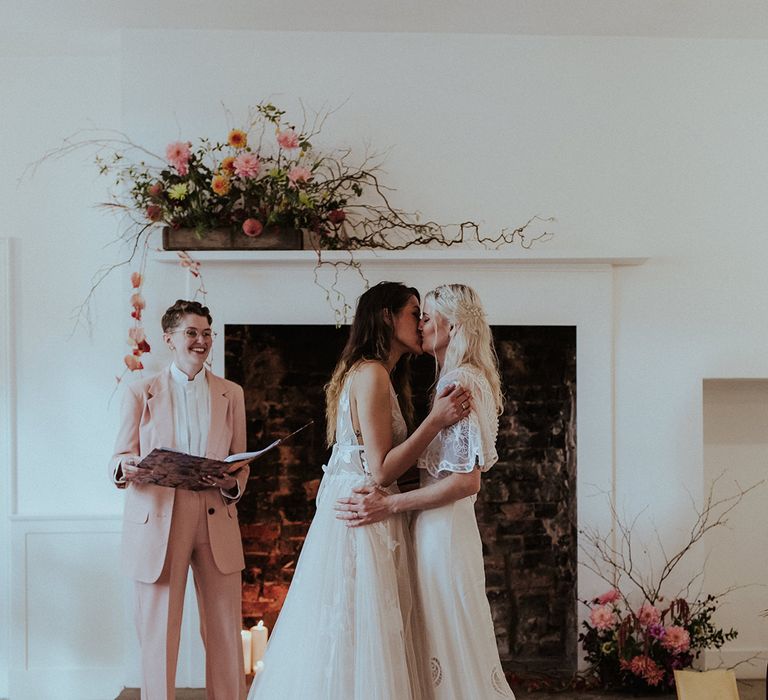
[{"left": 4, "top": 0, "right": 768, "bottom": 39}]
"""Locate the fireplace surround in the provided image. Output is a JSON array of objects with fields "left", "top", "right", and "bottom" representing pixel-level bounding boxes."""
[{"left": 143, "top": 248, "right": 644, "bottom": 681}]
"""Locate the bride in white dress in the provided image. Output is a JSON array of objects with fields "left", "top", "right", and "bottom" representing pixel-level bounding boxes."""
[
  {"left": 336, "top": 283, "right": 516, "bottom": 700},
  {"left": 248, "top": 281, "right": 471, "bottom": 700}
]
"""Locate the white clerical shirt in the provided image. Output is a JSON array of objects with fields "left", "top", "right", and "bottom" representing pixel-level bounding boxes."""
[{"left": 169, "top": 362, "right": 210, "bottom": 457}]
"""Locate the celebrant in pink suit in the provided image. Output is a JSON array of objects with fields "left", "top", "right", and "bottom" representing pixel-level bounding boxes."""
[{"left": 110, "top": 299, "right": 249, "bottom": 700}]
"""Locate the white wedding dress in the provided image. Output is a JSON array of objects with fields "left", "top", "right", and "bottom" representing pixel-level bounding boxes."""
[
  {"left": 413, "top": 365, "right": 516, "bottom": 699},
  {"left": 248, "top": 367, "right": 431, "bottom": 700}
]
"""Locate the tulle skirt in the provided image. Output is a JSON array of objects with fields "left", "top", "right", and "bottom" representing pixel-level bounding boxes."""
[
  {"left": 248, "top": 470, "right": 431, "bottom": 700},
  {"left": 412, "top": 495, "right": 516, "bottom": 699}
]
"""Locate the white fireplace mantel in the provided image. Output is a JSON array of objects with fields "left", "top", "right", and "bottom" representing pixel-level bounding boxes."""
[{"left": 155, "top": 249, "right": 647, "bottom": 268}]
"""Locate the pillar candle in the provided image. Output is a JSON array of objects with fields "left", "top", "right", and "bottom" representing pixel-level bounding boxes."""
[
  {"left": 250, "top": 620, "right": 268, "bottom": 670},
  {"left": 241, "top": 630, "right": 252, "bottom": 672}
]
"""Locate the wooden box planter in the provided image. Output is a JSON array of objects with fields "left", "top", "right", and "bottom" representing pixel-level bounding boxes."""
[{"left": 162, "top": 227, "right": 303, "bottom": 251}]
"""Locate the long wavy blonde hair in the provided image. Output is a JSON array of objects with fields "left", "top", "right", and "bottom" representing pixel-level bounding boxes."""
[
  {"left": 324, "top": 282, "right": 419, "bottom": 445},
  {"left": 424, "top": 283, "right": 503, "bottom": 414}
]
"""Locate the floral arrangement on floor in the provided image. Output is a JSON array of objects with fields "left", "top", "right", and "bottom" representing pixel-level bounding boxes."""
[
  {"left": 577, "top": 475, "right": 760, "bottom": 693},
  {"left": 580, "top": 590, "right": 736, "bottom": 692}
]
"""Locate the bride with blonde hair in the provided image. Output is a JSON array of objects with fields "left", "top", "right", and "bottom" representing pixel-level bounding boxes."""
[{"left": 337, "top": 283, "right": 516, "bottom": 699}]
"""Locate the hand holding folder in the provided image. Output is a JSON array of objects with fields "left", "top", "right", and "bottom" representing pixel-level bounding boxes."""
[{"left": 132, "top": 421, "right": 313, "bottom": 490}]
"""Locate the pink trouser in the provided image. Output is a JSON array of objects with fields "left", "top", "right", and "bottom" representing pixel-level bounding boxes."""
[{"left": 133, "top": 489, "right": 245, "bottom": 700}]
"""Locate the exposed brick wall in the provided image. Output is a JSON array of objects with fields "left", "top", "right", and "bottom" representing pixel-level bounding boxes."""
[{"left": 225, "top": 325, "right": 576, "bottom": 673}]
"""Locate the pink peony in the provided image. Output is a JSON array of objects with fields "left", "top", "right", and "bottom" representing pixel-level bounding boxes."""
[
  {"left": 165, "top": 141, "right": 191, "bottom": 175},
  {"left": 242, "top": 219, "right": 263, "bottom": 237},
  {"left": 589, "top": 605, "right": 617, "bottom": 631},
  {"left": 276, "top": 128, "right": 300, "bottom": 149},
  {"left": 233, "top": 153, "right": 261, "bottom": 179},
  {"left": 130, "top": 293, "right": 145, "bottom": 310},
  {"left": 128, "top": 327, "right": 146, "bottom": 344},
  {"left": 636, "top": 603, "right": 661, "bottom": 627},
  {"left": 597, "top": 589, "right": 621, "bottom": 605},
  {"left": 661, "top": 625, "right": 690, "bottom": 654},
  {"left": 124, "top": 354, "right": 143, "bottom": 371},
  {"left": 288, "top": 166, "right": 311, "bottom": 186}
]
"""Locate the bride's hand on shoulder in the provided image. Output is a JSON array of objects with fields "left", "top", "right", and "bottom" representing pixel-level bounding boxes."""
[
  {"left": 428, "top": 382, "right": 472, "bottom": 429},
  {"left": 335, "top": 486, "right": 393, "bottom": 527}
]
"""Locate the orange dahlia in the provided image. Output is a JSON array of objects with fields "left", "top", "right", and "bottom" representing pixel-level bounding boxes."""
[
  {"left": 211, "top": 174, "right": 231, "bottom": 196},
  {"left": 227, "top": 129, "right": 247, "bottom": 149}
]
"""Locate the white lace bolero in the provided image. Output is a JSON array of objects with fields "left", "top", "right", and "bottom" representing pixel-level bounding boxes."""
[{"left": 417, "top": 366, "right": 500, "bottom": 479}]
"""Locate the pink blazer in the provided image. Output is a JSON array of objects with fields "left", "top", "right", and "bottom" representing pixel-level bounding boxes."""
[{"left": 110, "top": 367, "right": 249, "bottom": 583}]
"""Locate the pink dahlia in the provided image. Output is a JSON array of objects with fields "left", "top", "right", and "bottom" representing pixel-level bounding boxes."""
[
  {"left": 276, "top": 128, "right": 300, "bottom": 149},
  {"left": 661, "top": 625, "right": 690, "bottom": 654},
  {"left": 233, "top": 153, "right": 261, "bottom": 179},
  {"left": 589, "top": 605, "right": 617, "bottom": 631},
  {"left": 626, "top": 655, "right": 664, "bottom": 686},
  {"left": 597, "top": 589, "right": 621, "bottom": 605},
  {"left": 288, "top": 166, "right": 311, "bottom": 186},
  {"left": 636, "top": 603, "right": 661, "bottom": 627},
  {"left": 165, "top": 141, "right": 191, "bottom": 175}
]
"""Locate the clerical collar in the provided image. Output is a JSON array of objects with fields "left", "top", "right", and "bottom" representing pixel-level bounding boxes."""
[{"left": 170, "top": 362, "right": 206, "bottom": 385}]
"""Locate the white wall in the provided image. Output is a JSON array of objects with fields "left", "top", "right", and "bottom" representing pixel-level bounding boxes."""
[{"left": 3, "top": 16, "right": 768, "bottom": 698}]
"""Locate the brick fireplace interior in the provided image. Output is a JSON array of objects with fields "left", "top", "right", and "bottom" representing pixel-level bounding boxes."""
[{"left": 225, "top": 323, "right": 577, "bottom": 674}]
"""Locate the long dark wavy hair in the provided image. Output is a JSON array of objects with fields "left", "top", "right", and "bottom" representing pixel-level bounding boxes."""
[{"left": 325, "top": 281, "right": 419, "bottom": 445}]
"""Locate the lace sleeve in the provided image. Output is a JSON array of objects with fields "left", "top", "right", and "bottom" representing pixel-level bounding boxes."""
[{"left": 418, "top": 367, "right": 500, "bottom": 479}]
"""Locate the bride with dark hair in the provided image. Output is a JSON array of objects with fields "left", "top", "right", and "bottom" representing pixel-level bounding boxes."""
[
  {"left": 248, "top": 281, "right": 470, "bottom": 700},
  {"left": 336, "top": 284, "right": 516, "bottom": 699}
]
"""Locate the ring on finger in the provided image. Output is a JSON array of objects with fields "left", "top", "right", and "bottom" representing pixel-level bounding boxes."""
[{"left": 461, "top": 401, "right": 469, "bottom": 410}]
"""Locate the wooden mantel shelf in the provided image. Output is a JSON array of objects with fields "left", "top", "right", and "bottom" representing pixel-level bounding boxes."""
[{"left": 154, "top": 249, "right": 647, "bottom": 267}]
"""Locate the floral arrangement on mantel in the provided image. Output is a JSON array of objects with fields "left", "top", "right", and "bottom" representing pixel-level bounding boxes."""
[
  {"left": 37, "top": 101, "right": 552, "bottom": 378},
  {"left": 576, "top": 475, "right": 761, "bottom": 693},
  {"left": 84, "top": 102, "right": 550, "bottom": 254},
  {"left": 105, "top": 103, "right": 368, "bottom": 246}
]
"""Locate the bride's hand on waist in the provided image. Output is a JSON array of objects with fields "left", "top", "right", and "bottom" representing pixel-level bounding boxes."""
[{"left": 335, "top": 485, "right": 394, "bottom": 527}]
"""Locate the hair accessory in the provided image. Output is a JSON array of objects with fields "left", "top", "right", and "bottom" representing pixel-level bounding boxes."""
[{"left": 454, "top": 302, "right": 486, "bottom": 326}]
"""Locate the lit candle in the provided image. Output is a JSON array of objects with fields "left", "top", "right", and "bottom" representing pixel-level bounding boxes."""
[
  {"left": 253, "top": 660, "right": 265, "bottom": 677},
  {"left": 250, "top": 620, "right": 268, "bottom": 671},
  {"left": 241, "top": 630, "right": 252, "bottom": 672}
]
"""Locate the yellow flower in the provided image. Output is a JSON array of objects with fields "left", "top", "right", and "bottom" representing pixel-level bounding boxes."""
[
  {"left": 168, "top": 183, "right": 188, "bottom": 200},
  {"left": 211, "top": 174, "right": 231, "bottom": 196},
  {"left": 228, "top": 129, "right": 247, "bottom": 149}
]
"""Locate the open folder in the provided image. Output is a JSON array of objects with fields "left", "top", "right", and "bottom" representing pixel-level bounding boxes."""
[{"left": 132, "top": 421, "right": 312, "bottom": 490}]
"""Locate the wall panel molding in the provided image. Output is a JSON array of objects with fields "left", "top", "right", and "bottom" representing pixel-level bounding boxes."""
[
  {"left": 1, "top": 237, "right": 15, "bottom": 699},
  {"left": 10, "top": 516, "right": 124, "bottom": 700}
]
